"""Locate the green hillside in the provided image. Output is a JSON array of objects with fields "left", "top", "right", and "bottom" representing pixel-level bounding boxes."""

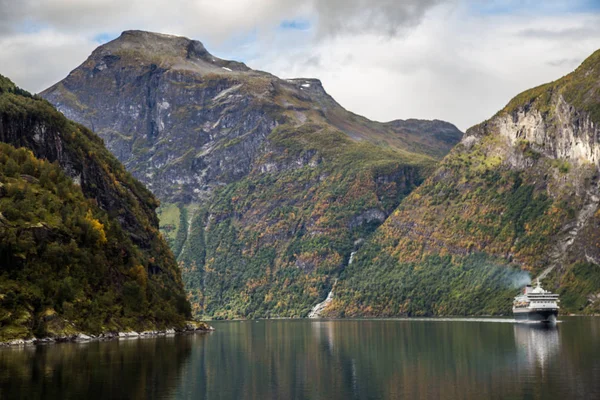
[
  {"left": 327, "top": 49, "right": 600, "bottom": 317},
  {"left": 0, "top": 75, "right": 190, "bottom": 341}
]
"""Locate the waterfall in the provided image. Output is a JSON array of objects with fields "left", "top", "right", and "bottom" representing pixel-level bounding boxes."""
[
  {"left": 308, "top": 285, "right": 335, "bottom": 318},
  {"left": 348, "top": 251, "right": 357, "bottom": 265},
  {"left": 308, "top": 251, "right": 357, "bottom": 318}
]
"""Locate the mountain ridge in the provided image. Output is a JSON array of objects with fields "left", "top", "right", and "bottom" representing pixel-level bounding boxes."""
[{"left": 42, "top": 30, "right": 463, "bottom": 319}]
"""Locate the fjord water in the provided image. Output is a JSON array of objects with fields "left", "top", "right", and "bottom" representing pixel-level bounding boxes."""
[{"left": 1, "top": 318, "right": 599, "bottom": 399}]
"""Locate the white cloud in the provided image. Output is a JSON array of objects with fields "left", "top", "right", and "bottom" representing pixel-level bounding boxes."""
[
  {"left": 246, "top": 5, "right": 600, "bottom": 130},
  {"left": 0, "top": 30, "right": 96, "bottom": 91},
  {"left": 0, "top": 0, "right": 599, "bottom": 130}
]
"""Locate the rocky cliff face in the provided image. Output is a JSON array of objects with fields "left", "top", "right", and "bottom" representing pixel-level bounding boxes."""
[
  {"left": 43, "top": 31, "right": 461, "bottom": 204},
  {"left": 0, "top": 74, "right": 190, "bottom": 340},
  {"left": 42, "top": 30, "right": 462, "bottom": 318},
  {"left": 43, "top": 31, "right": 279, "bottom": 203},
  {"left": 327, "top": 49, "right": 600, "bottom": 316}
]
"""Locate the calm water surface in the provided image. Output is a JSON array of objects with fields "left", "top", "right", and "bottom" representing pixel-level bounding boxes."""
[{"left": 1, "top": 317, "right": 599, "bottom": 399}]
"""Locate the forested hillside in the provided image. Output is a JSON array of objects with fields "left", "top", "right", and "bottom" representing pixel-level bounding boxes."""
[
  {"left": 326, "top": 49, "right": 600, "bottom": 317},
  {"left": 0, "top": 75, "right": 191, "bottom": 341}
]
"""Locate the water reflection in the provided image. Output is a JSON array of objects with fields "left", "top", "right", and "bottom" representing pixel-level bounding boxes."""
[
  {"left": 186, "top": 319, "right": 600, "bottom": 400},
  {"left": 2, "top": 318, "right": 600, "bottom": 400},
  {"left": 513, "top": 323, "right": 560, "bottom": 372},
  {"left": 177, "top": 320, "right": 523, "bottom": 399},
  {"left": 0, "top": 335, "right": 194, "bottom": 400},
  {"left": 311, "top": 320, "right": 335, "bottom": 351}
]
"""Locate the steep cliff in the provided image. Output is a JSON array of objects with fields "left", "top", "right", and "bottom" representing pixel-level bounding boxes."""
[
  {"left": 327, "top": 49, "right": 600, "bottom": 316},
  {"left": 42, "top": 31, "right": 462, "bottom": 318},
  {"left": 0, "top": 74, "right": 190, "bottom": 341}
]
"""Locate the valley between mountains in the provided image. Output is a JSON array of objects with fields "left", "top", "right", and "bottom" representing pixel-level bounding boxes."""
[
  {"left": 41, "top": 30, "right": 463, "bottom": 319},
  {"left": 1, "top": 30, "right": 597, "bottom": 332}
]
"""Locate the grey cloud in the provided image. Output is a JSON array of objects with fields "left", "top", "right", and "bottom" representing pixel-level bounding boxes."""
[
  {"left": 0, "top": 31, "right": 96, "bottom": 91},
  {"left": 0, "top": 0, "right": 26, "bottom": 33},
  {"left": 312, "top": 0, "right": 448, "bottom": 37},
  {"left": 0, "top": 0, "right": 141, "bottom": 36},
  {"left": 303, "top": 55, "right": 321, "bottom": 67},
  {"left": 0, "top": 0, "right": 447, "bottom": 40}
]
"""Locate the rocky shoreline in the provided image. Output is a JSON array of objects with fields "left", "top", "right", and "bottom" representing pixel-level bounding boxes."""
[{"left": 0, "top": 322, "right": 214, "bottom": 347}]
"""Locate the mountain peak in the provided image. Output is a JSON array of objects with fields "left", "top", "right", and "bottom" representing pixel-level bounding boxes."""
[
  {"left": 94, "top": 30, "right": 211, "bottom": 63},
  {"left": 40, "top": 29, "right": 465, "bottom": 322},
  {"left": 82, "top": 30, "right": 255, "bottom": 75},
  {"left": 118, "top": 30, "right": 208, "bottom": 55},
  {"left": 120, "top": 30, "right": 189, "bottom": 40}
]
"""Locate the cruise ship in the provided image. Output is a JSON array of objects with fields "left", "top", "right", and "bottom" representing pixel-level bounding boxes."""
[{"left": 513, "top": 280, "right": 559, "bottom": 323}]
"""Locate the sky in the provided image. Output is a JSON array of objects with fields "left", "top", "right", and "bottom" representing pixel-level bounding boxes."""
[{"left": 1, "top": 0, "right": 599, "bottom": 131}]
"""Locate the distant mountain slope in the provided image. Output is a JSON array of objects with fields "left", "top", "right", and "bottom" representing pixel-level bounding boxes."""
[
  {"left": 326, "top": 49, "right": 600, "bottom": 317},
  {"left": 42, "top": 31, "right": 462, "bottom": 318},
  {"left": 0, "top": 75, "right": 190, "bottom": 341}
]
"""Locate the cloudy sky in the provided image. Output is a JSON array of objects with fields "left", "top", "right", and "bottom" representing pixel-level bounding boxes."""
[{"left": 1, "top": 0, "right": 599, "bottom": 130}]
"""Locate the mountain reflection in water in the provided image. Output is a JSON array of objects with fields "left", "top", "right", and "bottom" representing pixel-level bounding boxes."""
[
  {"left": 1, "top": 318, "right": 599, "bottom": 400},
  {"left": 0, "top": 335, "right": 195, "bottom": 400}
]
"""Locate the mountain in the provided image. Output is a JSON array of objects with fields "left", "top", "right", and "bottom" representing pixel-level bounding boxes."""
[
  {"left": 42, "top": 30, "right": 462, "bottom": 319},
  {"left": 0, "top": 74, "right": 191, "bottom": 341},
  {"left": 325, "top": 49, "right": 600, "bottom": 317}
]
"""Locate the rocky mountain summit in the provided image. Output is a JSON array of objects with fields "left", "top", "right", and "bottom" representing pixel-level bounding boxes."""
[
  {"left": 43, "top": 30, "right": 461, "bottom": 203},
  {"left": 43, "top": 30, "right": 463, "bottom": 318},
  {"left": 326, "top": 49, "right": 600, "bottom": 316}
]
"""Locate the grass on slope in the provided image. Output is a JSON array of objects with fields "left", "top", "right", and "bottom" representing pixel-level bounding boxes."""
[{"left": 170, "top": 123, "right": 433, "bottom": 319}]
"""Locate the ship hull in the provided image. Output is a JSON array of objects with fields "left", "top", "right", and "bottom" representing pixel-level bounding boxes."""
[{"left": 513, "top": 309, "right": 558, "bottom": 323}]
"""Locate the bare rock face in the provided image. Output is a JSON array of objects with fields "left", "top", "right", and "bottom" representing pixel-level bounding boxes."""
[
  {"left": 43, "top": 31, "right": 277, "bottom": 203},
  {"left": 42, "top": 30, "right": 461, "bottom": 204},
  {"left": 42, "top": 30, "right": 463, "bottom": 319},
  {"left": 465, "top": 96, "right": 600, "bottom": 169}
]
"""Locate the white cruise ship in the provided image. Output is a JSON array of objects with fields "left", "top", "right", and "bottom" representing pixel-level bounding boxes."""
[{"left": 513, "top": 280, "right": 559, "bottom": 323}]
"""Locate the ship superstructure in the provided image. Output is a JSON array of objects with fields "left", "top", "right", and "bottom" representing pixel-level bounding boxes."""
[{"left": 513, "top": 280, "right": 559, "bottom": 323}]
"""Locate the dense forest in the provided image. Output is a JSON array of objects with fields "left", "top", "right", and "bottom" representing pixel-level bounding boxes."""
[
  {"left": 173, "top": 124, "right": 433, "bottom": 319},
  {"left": 0, "top": 75, "right": 191, "bottom": 341}
]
